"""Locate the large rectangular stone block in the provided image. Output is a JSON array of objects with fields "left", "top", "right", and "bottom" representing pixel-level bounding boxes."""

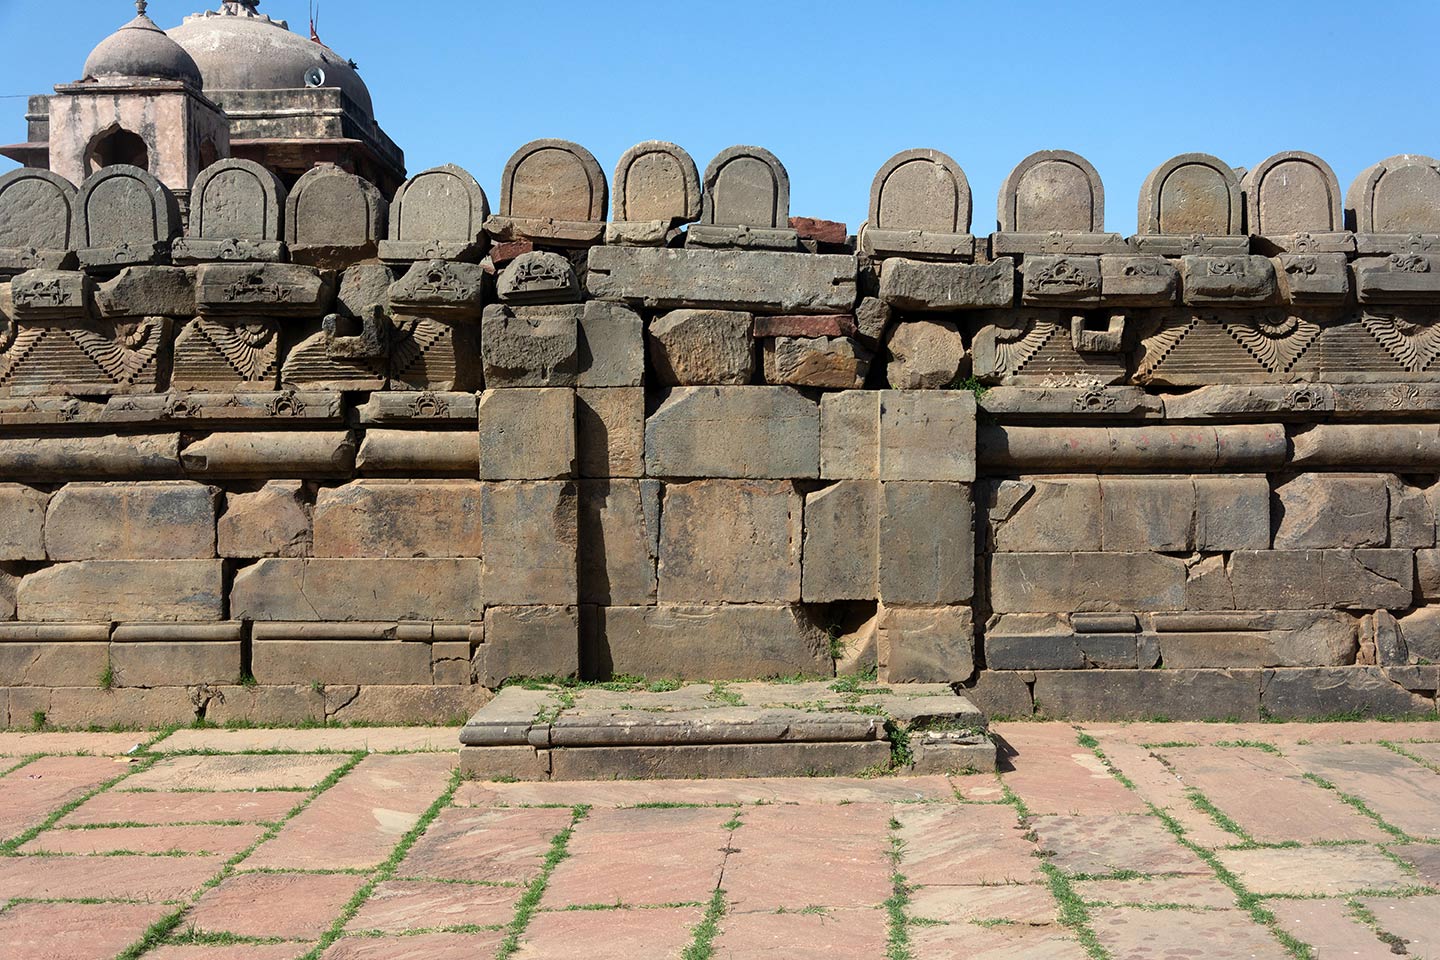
[
  {"left": 478, "top": 606, "right": 579, "bottom": 687},
  {"left": 576, "top": 387, "right": 644, "bottom": 479},
  {"left": 1224, "top": 549, "right": 1415, "bottom": 610},
  {"left": 0, "top": 639, "right": 108, "bottom": 686},
  {"left": 820, "top": 391, "right": 879, "bottom": 480},
  {"left": 802, "top": 480, "right": 879, "bottom": 602},
  {"left": 1261, "top": 667, "right": 1435, "bottom": 719},
  {"left": 586, "top": 246, "right": 858, "bottom": 313},
  {"left": 19, "top": 560, "right": 226, "bottom": 622},
  {"left": 988, "top": 553, "right": 1187, "bottom": 612},
  {"left": 878, "top": 390, "right": 976, "bottom": 482},
  {"left": 1031, "top": 669, "right": 1261, "bottom": 721},
  {"left": 576, "top": 301, "right": 645, "bottom": 387},
  {"left": 658, "top": 479, "right": 802, "bottom": 603},
  {"left": 44, "top": 482, "right": 218, "bottom": 560},
  {"left": 578, "top": 479, "right": 658, "bottom": 605},
  {"left": 312, "top": 480, "right": 483, "bottom": 558},
  {"left": 1099, "top": 476, "right": 1194, "bottom": 552},
  {"left": 0, "top": 484, "right": 47, "bottom": 560},
  {"left": 880, "top": 482, "right": 973, "bottom": 605},
  {"left": 478, "top": 388, "right": 576, "bottom": 480},
  {"left": 110, "top": 640, "right": 241, "bottom": 687},
  {"left": 986, "top": 476, "right": 1101, "bottom": 552},
  {"left": 596, "top": 604, "right": 830, "bottom": 680},
  {"left": 480, "top": 481, "right": 577, "bottom": 606},
  {"left": 252, "top": 640, "right": 434, "bottom": 685},
  {"left": 230, "top": 558, "right": 482, "bottom": 621},
  {"left": 877, "top": 604, "right": 974, "bottom": 683},
  {"left": 1272, "top": 474, "right": 1389, "bottom": 549},
  {"left": 1194, "top": 475, "right": 1271, "bottom": 551},
  {"left": 645, "top": 387, "right": 819, "bottom": 479},
  {"left": 878, "top": 258, "right": 1015, "bottom": 310}
]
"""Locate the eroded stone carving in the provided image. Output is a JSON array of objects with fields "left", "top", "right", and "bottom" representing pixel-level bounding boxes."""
[
  {"left": 388, "top": 259, "right": 486, "bottom": 317},
  {"left": 284, "top": 164, "right": 389, "bottom": 268},
  {"left": 858, "top": 148, "right": 974, "bottom": 260},
  {"left": 1347, "top": 154, "right": 1440, "bottom": 251},
  {"left": 496, "top": 251, "right": 579, "bottom": 305},
  {"left": 994, "top": 150, "right": 1127, "bottom": 255},
  {"left": 72, "top": 164, "right": 180, "bottom": 270},
  {"left": 0, "top": 169, "right": 78, "bottom": 274},
  {"left": 380, "top": 164, "right": 490, "bottom": 263},
  {"left": 689, "top": 146, "right": 797, "bottom": 250},
  {"left": 1242, "top": 151, "right": 1349, "bottom": 253},
  {"left": 1135, "top": 153, "right": 1246, "bottom": 255},
  {"left": 173, "top": 159, "right": 287, "bottom": 264},
  {"left": 488, "top": 139, "right": 608, "bottom": 245},
  {"left": 608, "top": 141, "right": 701, "bottom": 246}
]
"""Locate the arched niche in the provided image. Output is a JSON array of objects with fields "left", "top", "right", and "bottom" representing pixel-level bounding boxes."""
[
  {"left": 191, "top": 158, "right": 287, "bottom": 241},
  {"left": 699, "top": 145, "right": 790, "bottom": 228},
  {"left": 382, "top": 163, "right": 489, "bottom": 262},
  {"left": 999, "top": 150, "right": 1104, "bottom": 234},
  {"left": 612, "top": 141, "right": 701, "bottom": 225},
  {"left": 0, "top": 168, "right": 77, "bottom": 256},
  {"left": 1138, "top": 153, "right": 1242, "bottom": 237},
  {"left": 1243, "top": 151, "right": 1343, "bottom": 239}
]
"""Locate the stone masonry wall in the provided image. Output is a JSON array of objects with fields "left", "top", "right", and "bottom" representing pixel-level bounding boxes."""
[{"left": 0, "top": 145, "right": 1438, "bottom": 725}]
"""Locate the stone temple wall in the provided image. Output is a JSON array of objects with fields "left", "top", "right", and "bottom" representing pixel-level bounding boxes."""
[{"left": 0, "top": 144, "right": 1438, "bottom": 727}]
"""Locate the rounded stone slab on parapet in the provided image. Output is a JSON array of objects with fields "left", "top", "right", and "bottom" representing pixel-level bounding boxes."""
[
  {"left": 284, "top": 164, "right": 388, "bottom": 269},
  {"left": 1242, "top": 151, "right": 1350, "bottom": 253},
  {"left": 1134, "top": 153, "right": 1245, "bottom": 256},
  {"left": 1347, "top": 154, "right": 1440, "bottom": 254},
  {"left": 379, "top": 164, "right": 489, "bottom": 264},
  {"left": 992, "top": 150, "right": 1129, "bottom": 257},
  {"left": 859, "top": 148, "right": 976, "bottom": 261},
  {"left": 0, "top": 169, "right": 78, "bottom": 274},
  {"left": 174, "top": 158, "right": 288, "bottom": 265},
  {"left": 690, "top": 145, "right": 799, "bottom": 249},
  {"left": 489, "top": 139, "right": 607, "bottom": 247},
  {"left": 72, "top": 164, "right": 181, "bottom": 271},
  {"left": 612, "top": 141, "right": 701, "bottom": 226}
]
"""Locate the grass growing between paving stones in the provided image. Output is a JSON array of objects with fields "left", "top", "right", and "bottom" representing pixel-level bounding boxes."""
[
  {"left": 1382, "top": 739, "right": 1440, "bottom": 774},
  {"left": 884, "top": 816, "right": 914, "bottom": 960},
  {"left": 1299, "top": 772, "right": 1412, "bottom": 842},
  {"left": 1071, "top": 731, "right": 1318, "bottom": 960},
  {"left": 681, "top": 886, "right": 728, "bottom": 960},
  {"left": 492, "top": 805, "right": 590, "bottom": 960},
  {"left": 0, "top": 754, "right": 160, "bottom": 855}
]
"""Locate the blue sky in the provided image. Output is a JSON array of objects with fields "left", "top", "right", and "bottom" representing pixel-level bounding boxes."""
[{"left": 1, "top": 1, "right": 1436, "bottom": 235}]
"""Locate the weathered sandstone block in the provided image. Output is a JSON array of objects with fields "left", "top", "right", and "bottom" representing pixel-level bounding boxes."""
[
  {"left": 313, "top": 480, "right": 483, "bottom": 558},
  {"left": 576, "top": 301, "right": 645, "bottom": 388},
  {"left": 0, "top": 434, "right": 181, "bottom": 481},
  {"left": 801, "top": 480, "right": 879, "bottom": 602},
  {"left": 1147, "top": 611, "right": 1360, "bottom": 669},
  {"left": 496, "top": 251, "right": 578, "bottom": 305},
  {"left": 878, "top": 390, "right": 975, "bottom": 481},
  {"left": 880, "top": 482, "right": 973, "bottom": 605},
  {"left": 576, "top": 387, "right": 644, "bottom": 479},
  {"left": 356, "top": 430, "right": 479, "bottom": 476},
  {"left": 480, "top": 304, "right": 579, "bottom": 387},
  {"left": 19, "top": 560, "right": 225, "bottom": 622},
  {"left": 1194, "top": 475, "right": 1272, "bottom": 551},
  {"left": 596, "top": 604, "right": 830, "bottom": 680},
  {"left": 763, "top": 336, "right": 869, "bottom": 389},
  {"left": 388, "top": 259, "right": 486, "bottom": 316},
  {"left": 253, "top": 640, "right": 434, "bottom": 686},
  {"left": 586, "top": 246, "right": 857, "bottom": 313},
  {"left": 95, "top": 266, "right": 195, "bottom": 318},
  {"left": 196, "top": 263, "right": 333, "bottom": 317},
  {"left": 878, "top": 258, "right": 1014, "bottom": 311},
  {"left": 1261, "top": 667, "right": 1434, "bottom": 719},
  {"left": 0, "top": 484, "right": 48, "bottom": 560},
  {"left": 110, "top": 636, "right": 241, "bottom": 687},
  {"left": 1098, "top": 476, "right": 1195, "bottom": 552},
  {"left": 0, "top": 638, "right": 108, "bottom": 687},
  {"left": 1397, "top": 607, "right": 1440, "bottom": 664},
  {"left": 181, "top": 432, "right": 355, "bottom": 478},
  {"left": 820, "top": 390, "right": 880, "bottom": 480},
  {"left": 45, "top": 482, "right": 218, "bottom": 560},
  {"left": 1180, "top": 256, "right": 1278, "bottom": 304},
  {"left": 645, "top": 386, "right": 819, "bottom": 479},
  {"left": 1032, "top": 669, "right": 1260, "bottom": 721},
  {"left": 883, "top": 318, "right": 967, "bottom": 390},
  {"left": 878, "top": 604, "right": 974, "bottom": 684},
  {"left": 648, "top": 309, "right": 754, "bottom": 386},
  {"left": 218, "top": 480, "right": 311, "bottom": 559},
  {"left": 478, "top": 388, "right": 575, "bottom": 480},
  {"left": 231, "top": 558, "right": 482, "bottom": 621},
  {"left": 986, "top": 476, "right": 1102, "bottom": 552},
  {"left": 978, "top": 424, "right": 1286, "bottom": 471},
  {"left": 578, "top": 479, "right": 658, "bottom": 605},
  {"left": 480, "top": 481, "right": 578, "bottom": 606},
  {"left": 989, "top": 553, "right": 1187, "bottom": 613},
  {"left": 479, "top": 606, "right": 579, "bottom": 687},
  {"left": 658, "top": 480, "right": 801, "bottom": 603},
  {"left": 1225, "top": 549, "right": 1414, "bottom": 610}
]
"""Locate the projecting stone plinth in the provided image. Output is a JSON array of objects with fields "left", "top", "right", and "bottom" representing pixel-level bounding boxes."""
[{"left": 459, "top": 681, "right": 993, "bottom": 781}]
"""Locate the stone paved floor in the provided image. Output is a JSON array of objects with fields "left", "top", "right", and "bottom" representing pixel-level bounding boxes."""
[{"left": 0, "top": 722, "right": 1437, "bottom": 959}]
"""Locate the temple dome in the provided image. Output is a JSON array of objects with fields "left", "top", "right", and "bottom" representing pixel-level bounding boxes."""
[
  {"left": 82, "top": 8, "right": 204, "bottom": 86},
  {"left": 168, "top": 1, "right": 375, "bottom": 116}
]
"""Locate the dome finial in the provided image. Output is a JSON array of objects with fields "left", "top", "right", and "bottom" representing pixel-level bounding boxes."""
[{"left": 135, "top": 0, "right": 147, "bottom": 15}]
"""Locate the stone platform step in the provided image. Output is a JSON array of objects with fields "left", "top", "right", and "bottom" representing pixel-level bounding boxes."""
[{"left": 458, "top": 680, "right": 995, "bottom": 781}]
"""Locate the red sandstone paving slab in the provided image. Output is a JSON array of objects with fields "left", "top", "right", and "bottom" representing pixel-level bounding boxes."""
[
  {"left": 514, "top": 906, "right": 700, "bottom": 960},
  {"left": 991, "top": 722, "right": 1148, "bottom": 816},
  {"left": 894, "top": 804, "right": 1044, "bottom": 885},
  {"left": 397, "top": 807, "right": 574, "bottom": 884},
  {"left": 1215, "top": 846, "right": 1416, "bottom": 896},
  {"left": 1403, "top": 741, "right": 1440, "bottom": 767},
  {"left": 245, "top": 753, "right": 454, "bottom": 871},
  {"left": 1389, "top": 843, "right": 1440, "bottom": 885},
  {"left": 0, "top": 900, "right": 173, "bottom": 960},
  {"left": 542, "top": 807, "right": 733, "bottom": 907},
  {"left": 1285, "top": 743, "right": 1440, "bottom": 837},
  {"left": 0, "top": 755, "right": 127, "bottom": 840},
  {"left": 1031, "top": 813, "right": 1211, "bottom": 876},
  {"left": 1074, "top": 874, "right": 1238, "bottom": 909},
  {"left": 1268, "top": 899, "right": 1397, "bottom": 960},
  {"left": 911, "top": 921, "right": 1090, "bottom": 960},
  {"left": 126, "top": 754, "right": 348, "bottom": 791},
  {"left": 712, "top": 908, "right": 887, "bottom": 960},
  {"left": 1080, "top": 721, "right": 1440, "bottom": 746},
  {"left": 1358, "top": 895, "right": 1440, "bottom": 957},
  {"left": 740, "top": 802, "right": 894, "bottom": 847},
  {"left": 346, "top": 879, "right": 521, "bottom": 933},
  {"left": 949, "top": 771, "right": 1006, "bottom": 801},
  {"left": 1157, "top": 746, "right": 1388, "bottom": 843},
  {"left": 454, "top": 775, "right": 958, "bottom": 808},
  {"left": 909, "top": 883, "right": 1058, "bottom": 923},
  {"left": 155, "top": 728, "right": 458, "bottom": 754},
  {"left": 63, "top": 788, "right": 302, "bottom": 825},
  {"left": 321, "top": 931, "right": 505, "bottom": 960},
  {"left": 1094, "top": 740, "right": 1237, "bottom": 848},
  {"left": 724, "top": 834, "right": 891, "bottom": 911},
  {"left": 0, "top": 731, "right": 151, "bottom": 756},
  {"left": 186, "top": 871, "right": 368, "bottom": 939},
  {"left": 148, "top": 946, "right": 314, "bottom": 960},
  {"left": 0, "top": 853, "right": 218, "bottom": 901},
  {"left": 1090, "top": 906, "right": 1293, "bottom": 960},
  {"left": 20, "top": 822, "right": 266, "bottom": 855}
]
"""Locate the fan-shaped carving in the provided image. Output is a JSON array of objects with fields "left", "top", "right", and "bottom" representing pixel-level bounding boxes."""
[
  {"left": 992, "top": 318, "right": 1053, "bottom": 375},
  {"left": 1133, "top": 316, "right": 1197, "bottom": 379},
  {"left": 68, "top": 320, "right": 163, "bottom": 384},
  {"left": 194, "top": 319, "right": 279, "bottom": 381},
  {"left": 1360, "top": 313, "right": 1440, "bottom": 373},
  {"left": 1222, "top": 314, "right": 1319, "bottom": 373}
]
